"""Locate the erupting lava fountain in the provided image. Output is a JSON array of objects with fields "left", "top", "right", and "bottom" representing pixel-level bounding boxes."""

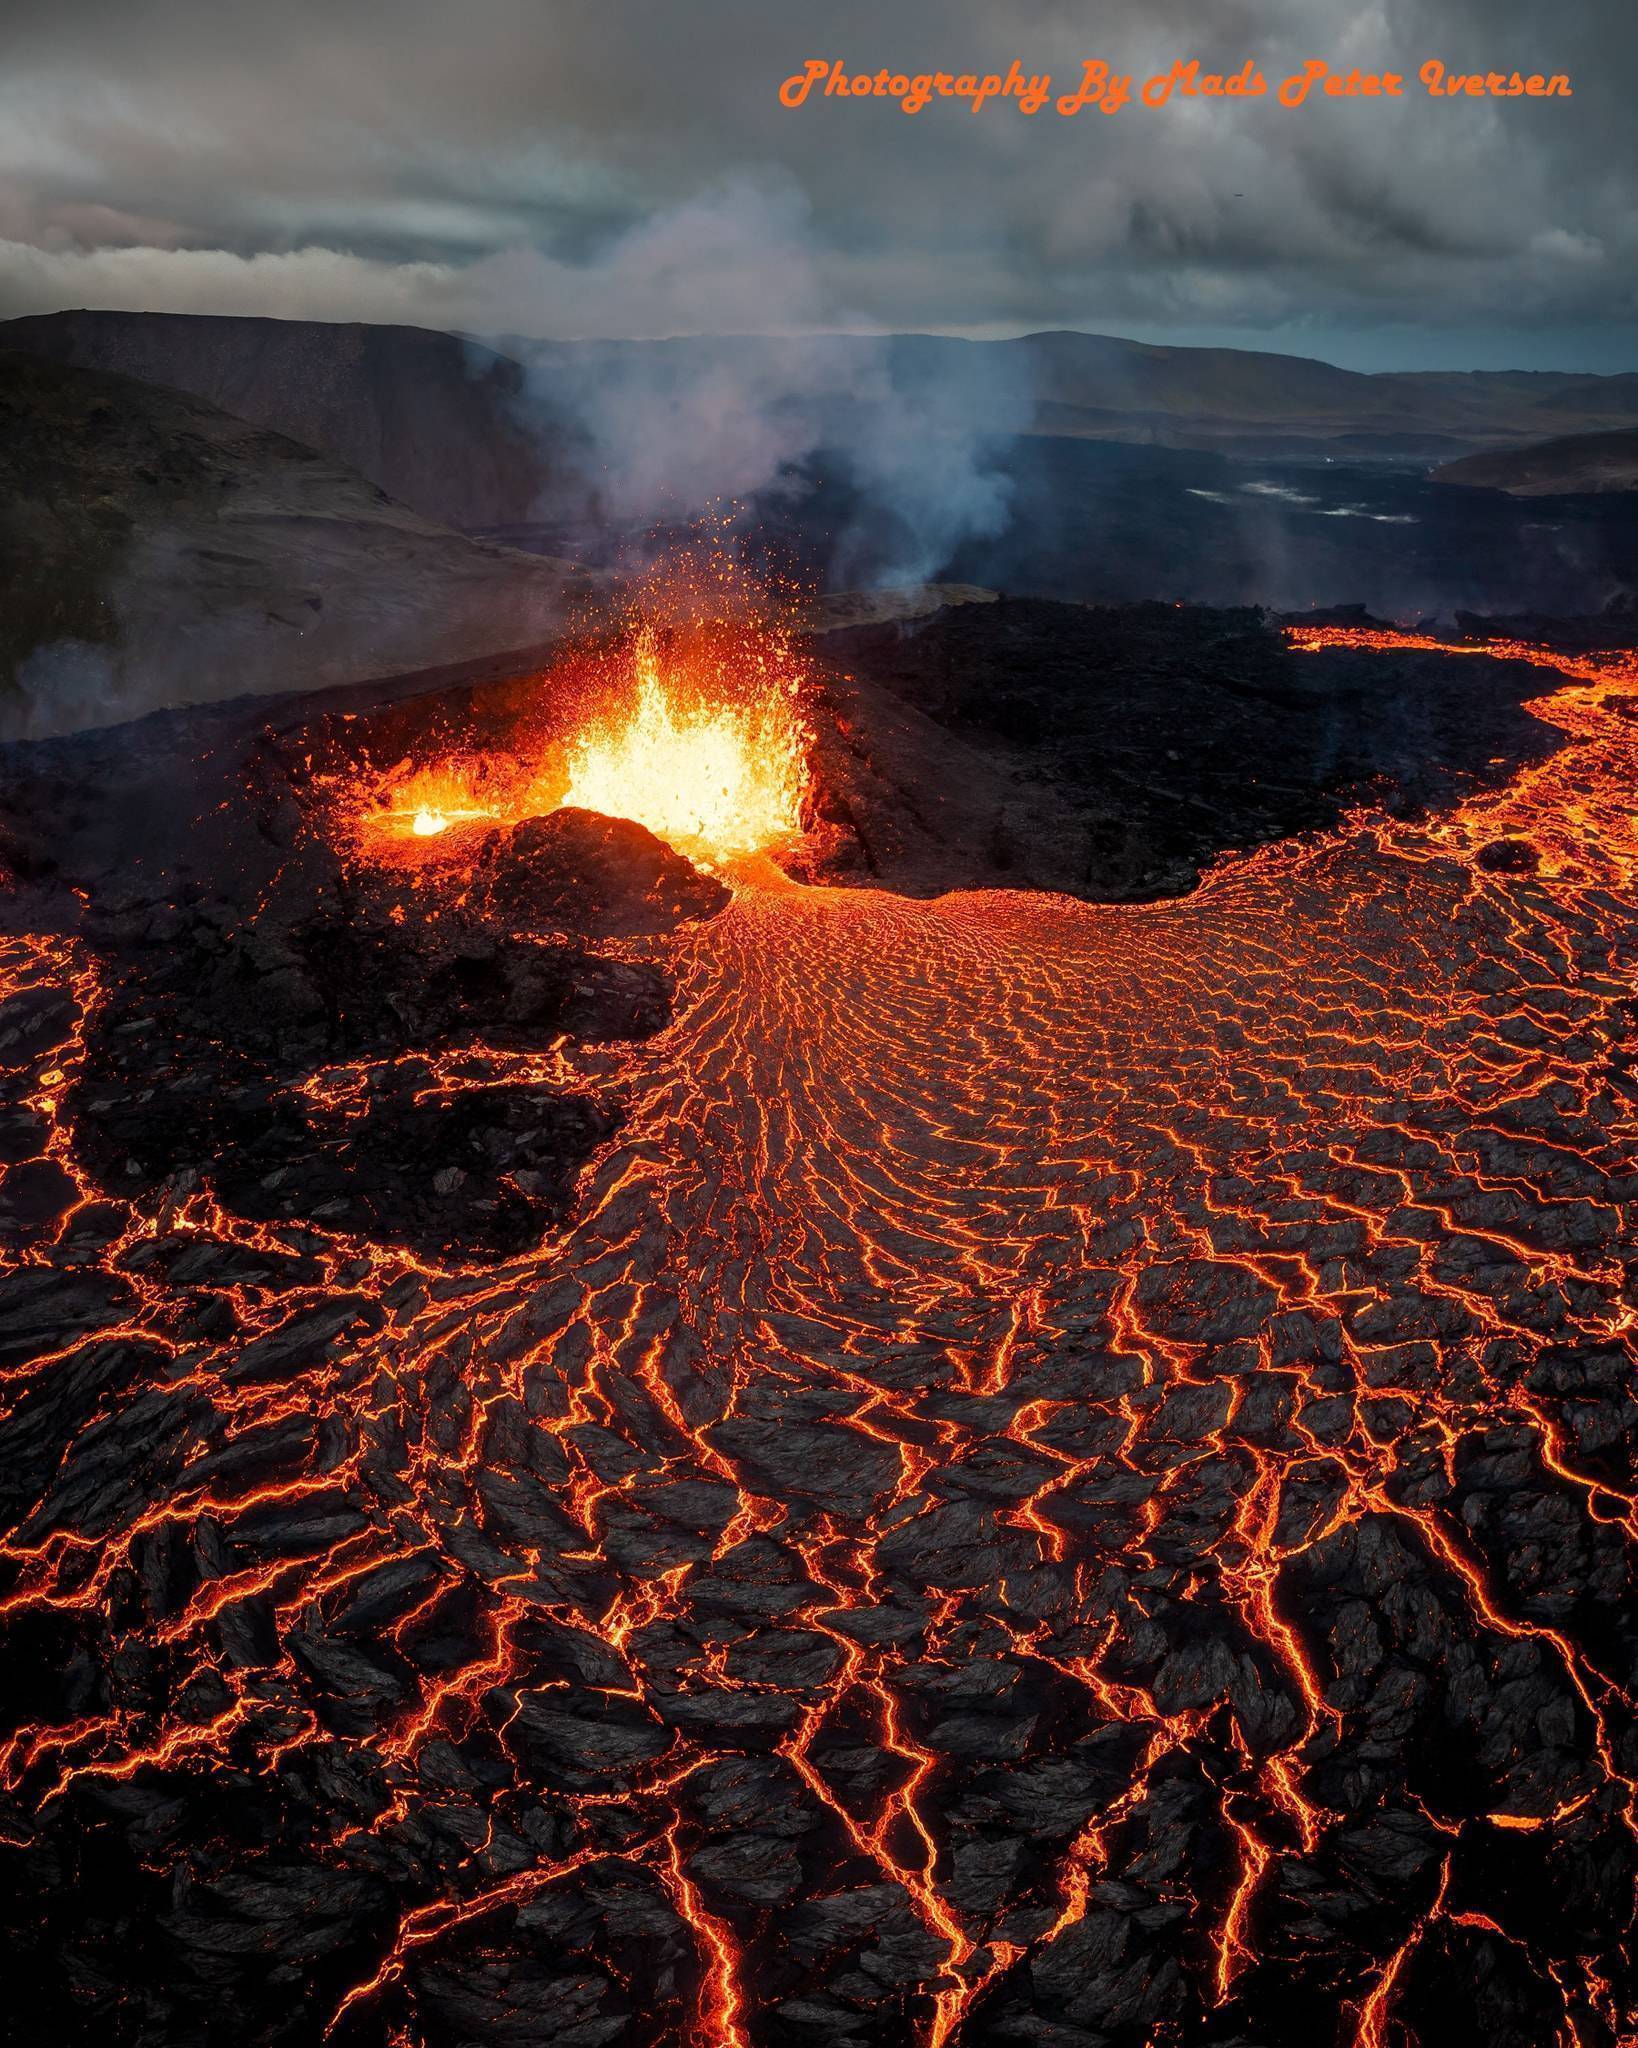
[
  {"left": 557, "top": 631, "right": 810, "bottom": 865},
  {"left": 356, "top": 612, "right": 813, "bottom": 871}
]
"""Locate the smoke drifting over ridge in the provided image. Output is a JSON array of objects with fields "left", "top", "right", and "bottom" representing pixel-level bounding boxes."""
[{"left": 481, "top": 179, "right": 1032, "bottom": 588}]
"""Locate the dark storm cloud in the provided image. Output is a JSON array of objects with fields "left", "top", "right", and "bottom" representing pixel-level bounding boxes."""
[{"left": 0, "top": 0, "right": 1631, "bottom": 365}]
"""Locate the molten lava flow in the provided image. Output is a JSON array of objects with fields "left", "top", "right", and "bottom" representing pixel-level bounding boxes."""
[
  {"left": 1, "top": 622, "right": 1636, "bottom": 2048},
  {"left": 557, "top": 635, "right": 808, "bottom": 865},
  {"left": 1287, "top": 621, "right": 1638, "bottom": 692}
]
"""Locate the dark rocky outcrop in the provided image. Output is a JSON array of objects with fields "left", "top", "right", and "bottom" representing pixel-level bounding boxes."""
[
  {"left": 2, "top": 310, "right": 559, "bottom": 528},
  {"left": 473, "top": 810, "right": 730, "bottom": 938}
]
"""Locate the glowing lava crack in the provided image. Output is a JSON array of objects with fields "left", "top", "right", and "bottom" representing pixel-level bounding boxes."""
[{"left": 0, "top": 624, "right": 1634, "bottom": 2048}]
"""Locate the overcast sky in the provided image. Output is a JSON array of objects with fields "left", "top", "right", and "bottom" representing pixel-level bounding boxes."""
[{"left": 0, "top": 0, "right": 1630, "bottom": 371}]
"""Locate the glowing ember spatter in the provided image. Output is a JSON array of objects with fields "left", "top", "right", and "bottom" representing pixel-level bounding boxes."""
[{"left": 360, "top": 763, "right": 502, "bottom": 847}]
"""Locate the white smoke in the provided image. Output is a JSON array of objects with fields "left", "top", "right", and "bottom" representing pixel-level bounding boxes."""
[{"left": 467, "top": 177, "right": 1034, "bottom": 589}]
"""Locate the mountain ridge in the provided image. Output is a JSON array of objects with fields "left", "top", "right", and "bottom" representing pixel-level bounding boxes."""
[
  {"left": 1433, "top": 427, "right": 1638, "bottom": 496},
  {"left": 8, "top": 310, "right": 1638, "bottom": 536}
]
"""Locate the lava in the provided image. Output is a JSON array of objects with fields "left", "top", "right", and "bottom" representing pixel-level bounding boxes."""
[
  {"left": 0, "top": 621, "right": 1634, "bottom": 2047},
  {"left": 358, "top": 762, "right": 506, "bottom": 851},
  {"left": 1286, "top": 622, "right": 1638, "bottom": 693},
  {"left": 560, "top": 634, "right": 808, "bottom": 866},
  {"left": 349, "top": 614, "right": 811, "bottom": 869}
]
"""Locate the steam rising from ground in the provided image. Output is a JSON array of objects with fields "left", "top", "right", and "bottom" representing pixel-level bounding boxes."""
[{"left": 477, "top": 179, "right": 1033, "bottom": 588}]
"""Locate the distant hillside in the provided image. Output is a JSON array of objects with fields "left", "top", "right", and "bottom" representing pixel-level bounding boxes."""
[
  {"left": 0, "top": 310, "right": 559, "bottom": 529},
  {"left": 7, "top": 315, "right": 1638, "bottom": 507},
  {"left": 1433, "top": 428, "right": 1638, "bottom": 496},
  {"left": 509, "top": 327, "right": 1638, "bottom": 461},
  {"left": 0, "top": 351, "right": 594, "bottom": 737},
  {"left": 1015, "top": 335, "right": 1638, "bottom": 458}
]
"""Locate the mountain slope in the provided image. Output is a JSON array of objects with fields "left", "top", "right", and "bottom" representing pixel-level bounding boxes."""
[
  {"left": 9, "top": 314, "right": 1638, "bottom": 504},
  {"left": 0, "top": 351, "right": 594, "bottom": 738},
  {"left": 0, "top": 310, "right": 558, "bottom": 528},
  {"left": 1433, "top": 427, "right": 1638, "bottom": 495},
  {"left": 512, "top": 326, "right": 1638, "bottom": 459}
]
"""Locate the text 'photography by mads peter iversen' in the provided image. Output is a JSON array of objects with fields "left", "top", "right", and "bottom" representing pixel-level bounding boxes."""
[{"left": 778, "top": 56, "right": 1575, "bottom": 114}]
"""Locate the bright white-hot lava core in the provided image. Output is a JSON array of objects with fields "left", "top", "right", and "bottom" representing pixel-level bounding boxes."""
[
  {"left": 353, "top": 616, "right": 811, "bottom": 868},
  {"left": 559, "top": 635, "right": 808, "bottom": 863},
  {"left": 364, "top": 764, "right": 501, "bottom": 843}
]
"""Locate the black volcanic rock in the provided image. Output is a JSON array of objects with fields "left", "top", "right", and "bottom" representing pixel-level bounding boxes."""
[
  {"left": 473, "top": 809, "right": 730, "bottom": 938},
  {"left": 805, "top": 598, "right": 1571, "bottom": 898},
  {"left": 1477, "top": 837, "right": 1541, "bottom": 873},
  {"left": 70, "top": 884, "right": 662, "bottom": 1259},
  {"left": 2, "top": 700, "right": 696, "bottom": 1262}
]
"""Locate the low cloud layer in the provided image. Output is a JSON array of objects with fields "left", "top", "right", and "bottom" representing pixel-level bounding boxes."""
[{"left": 0, "top": 0, "right": 1631, "bottom": 368}]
